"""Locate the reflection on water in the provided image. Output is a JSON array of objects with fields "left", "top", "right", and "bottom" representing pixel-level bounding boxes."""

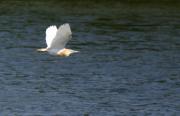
[{"left": 0, "top": 0, "right": 179, "bottom": 115}]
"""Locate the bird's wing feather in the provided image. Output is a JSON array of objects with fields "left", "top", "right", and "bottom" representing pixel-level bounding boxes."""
[
  {"left": 45, "top": 25, "right": 57, "bottom": 48},
  {"left": 49, "top": 23, "right": 72, "bottom": 50}
]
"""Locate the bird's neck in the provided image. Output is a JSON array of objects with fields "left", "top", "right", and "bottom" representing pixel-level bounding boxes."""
[{"left": 57, "top": 48, "right": 73, "bottom": 57}]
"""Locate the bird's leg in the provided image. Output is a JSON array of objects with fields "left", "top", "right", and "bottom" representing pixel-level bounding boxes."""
[{"left": 37, "top": 48, "right": 48, "bottom": 52}]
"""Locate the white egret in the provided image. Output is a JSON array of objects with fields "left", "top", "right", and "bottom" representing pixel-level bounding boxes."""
[{"left": 37, "top": 23, "right": 79, "bottom": 57}]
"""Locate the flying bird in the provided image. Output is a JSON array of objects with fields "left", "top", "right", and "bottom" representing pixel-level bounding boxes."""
[{"left": 37, "top": 23, "right": 79, "bottom": 57}]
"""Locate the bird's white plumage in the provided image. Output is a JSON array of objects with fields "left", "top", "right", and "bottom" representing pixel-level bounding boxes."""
[
  {"left": 45, "top": 25, "right": 57, "bottom": 48},
  {"left": 50, "top": 24, "right": 72, "bottom": 49},
  {"left": 38, "top": 23, "right": 78, "bottom": 56},
  {"left": 46, "top": 23, "right": 72, "bottom": 54}
]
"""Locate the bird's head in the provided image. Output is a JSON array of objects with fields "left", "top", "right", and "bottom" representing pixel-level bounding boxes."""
[{"left": 57, "top": 48, "right": 79, "bottom": 57}]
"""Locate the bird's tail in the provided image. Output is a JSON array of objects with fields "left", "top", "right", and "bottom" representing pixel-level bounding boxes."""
[{"left": 37, "top": 48, "right": 48, "bottom": 52}]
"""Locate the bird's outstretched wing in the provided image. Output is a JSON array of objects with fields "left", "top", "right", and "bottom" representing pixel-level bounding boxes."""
[
  {"left": 49, "top": 23, "right": 72, "bottom": 50},
  {"left": 45, "top": 25, "right": 57, "bottom": 48}
]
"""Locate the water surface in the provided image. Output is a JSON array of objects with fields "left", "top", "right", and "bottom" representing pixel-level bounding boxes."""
[{"left": 0, "top": 1, "right": 179, "bottom": 115}]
